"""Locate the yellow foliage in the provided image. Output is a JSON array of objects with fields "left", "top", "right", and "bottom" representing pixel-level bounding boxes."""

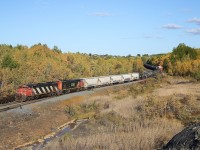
[{"left": 0, "top": 44, "right": 142, "bottom": 95}]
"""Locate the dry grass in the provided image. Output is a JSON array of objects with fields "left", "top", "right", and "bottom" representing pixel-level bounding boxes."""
[
  {"left": 45, "top": 77, "right": 200, "bottom": 150},
  {"left": 46, "top": 116, "right": 182, "bottom": 150}
]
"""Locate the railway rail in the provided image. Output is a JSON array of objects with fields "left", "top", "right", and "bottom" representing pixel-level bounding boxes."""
[
  {"left": 0, "top": 97, "right": 49, "bottom": 112},
  {"left": 0, "top": 79, "right": 148, "bottom": 113}
]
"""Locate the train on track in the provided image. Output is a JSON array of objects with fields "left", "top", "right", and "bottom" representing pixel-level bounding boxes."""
[
  {"left": 14, "top": 63, "right": 162, "bottom": 102},
  {"left": 15, "top": 73, "right": 140, "bottom": 102}
]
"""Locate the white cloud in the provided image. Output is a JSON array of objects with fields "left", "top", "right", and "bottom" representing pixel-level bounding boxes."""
[
  {"left": 187, "top": 18, "right": 200, "bottom": 25},
  {"left": 162, "top": 24, "right": 183, "bottom": 29},
  {"left": 89, "top": 12, "right": 112, "bottom": 17},
  {"left": 186, "top": 28, "right": 200, "bottom": 35},
  {"left": 143, "top": 35, "right": 163, "bottom": 39}
]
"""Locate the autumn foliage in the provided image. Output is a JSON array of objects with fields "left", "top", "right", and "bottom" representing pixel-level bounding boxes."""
[
  {"left": 0, "top": 44, "right": 144, "bottom": 96},
  {"left": 148, "top": 43, "right": 200, "bottom": 79},
  {"left": 0, "top": 43, "right": 200, "bottom": 96}
]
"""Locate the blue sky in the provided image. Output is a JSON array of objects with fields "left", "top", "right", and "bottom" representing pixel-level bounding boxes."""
[{"left": 1, "top": 0, "right": 200, "bottom": 56}]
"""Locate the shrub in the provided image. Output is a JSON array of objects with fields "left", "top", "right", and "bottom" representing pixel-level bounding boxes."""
[{"left": 1, "top": 55, "right": 19, "bottom": 69}]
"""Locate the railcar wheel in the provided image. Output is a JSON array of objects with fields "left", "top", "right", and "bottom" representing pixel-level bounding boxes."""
[
  {"left": 51, "top": 93, "right": 56, "bottom": 96},
  {"left": 34, "top": 95, "right": 39, "bottom": 99},
  {"left": 26, "top": 97, "right": 31, "bottom": 101},
  {"left": 64, "top": 90, "right": 70, "bottom": 94},
  {"left": 15, "top": 98, "right": 23, "bottom": 102}
]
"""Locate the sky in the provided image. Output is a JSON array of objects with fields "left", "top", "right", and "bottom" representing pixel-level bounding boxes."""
[{"left": 1, "top": 0, "right": 200, "bottom": 56}]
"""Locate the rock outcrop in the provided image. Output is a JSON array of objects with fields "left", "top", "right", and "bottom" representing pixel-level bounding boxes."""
[{"left": 164, "top": 123, "right": 200, "bottom": 150}]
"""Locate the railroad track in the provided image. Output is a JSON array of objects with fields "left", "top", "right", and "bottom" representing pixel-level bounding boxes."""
[
  {"left": 0, "top": 79, "right": 148, "bottom": 113},
  {"left": 0, "top": 97, "right": 51, "bottom": 112}
]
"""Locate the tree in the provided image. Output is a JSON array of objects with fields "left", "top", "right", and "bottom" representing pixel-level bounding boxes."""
[
  {"left": 1, "top": 55, "right": 18, "bottom": 69},
  {"left": 171, "top": 43, "right": 197, "bottom": 61},
  {"left": 132, "top": 57, "right": 143, "bottom": 72},
  {"left": 53, "top": 45, "right": 62, "bottom": 53},
  {"left": 163, "top": 58, "right": 169, "bottom": 71}
]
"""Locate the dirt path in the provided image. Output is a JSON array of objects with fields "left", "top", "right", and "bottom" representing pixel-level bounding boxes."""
[{"left": 154, "top": 82, "right": 200, "bottom": 97}]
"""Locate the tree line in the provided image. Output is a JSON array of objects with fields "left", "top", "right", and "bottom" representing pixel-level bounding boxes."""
[
  {"left": 148, "top": 43, "right": 200, "bottom": 79},
  {"left": 0, "top": 43, "right": 200, "bottom": 96},
  {"left": 0, "top": 44, "right": 144, "bottom": 96}
]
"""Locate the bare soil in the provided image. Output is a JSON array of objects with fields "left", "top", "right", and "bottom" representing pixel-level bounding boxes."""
[{"left": 0, "top": 96, "right": 84, "bottom": 150}]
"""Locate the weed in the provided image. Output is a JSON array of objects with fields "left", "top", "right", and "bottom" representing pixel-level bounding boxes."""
[{"left": 65, "top": 101, "right": 100, "bottom": 119}]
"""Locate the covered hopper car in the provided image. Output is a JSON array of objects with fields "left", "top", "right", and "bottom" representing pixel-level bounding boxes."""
[
  {"left": 121, "top": 74, "right": 132, "bottom": 82},
  {"left": 82, "top": 77, "right": 99, "bottom": 89},
  {"left": 130, "top": 73, "right": 140, "bottom": 81},
  {"left": 97, "top": 76, "right": 111, "bottom": 86},
  {"left": 110, "top": 75, "right": 124, "bottom": 84}
]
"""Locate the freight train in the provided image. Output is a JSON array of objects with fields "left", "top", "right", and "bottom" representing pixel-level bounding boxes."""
[
  {"left": 15, "top": 63, "right": 162, "bottom": 102},
  {"left": 15, "top": 73, "right": 139, "bottom": 102}
]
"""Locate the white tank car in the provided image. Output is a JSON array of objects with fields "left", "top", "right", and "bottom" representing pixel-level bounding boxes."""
[
  {"left": 82, "top": 77, "right": 99, "bottom": 88},
  {"left": 97, "top": 76, "right": 111, "bottom": 86},
  {"left": 110, "top": 75, "right": 124, "bottom": 84},
  {"left": 122, "top": 74, "right": 132, "bottom": 82},
  {"left": 130, "top": 73, "right": 140, "bottom": 80}
]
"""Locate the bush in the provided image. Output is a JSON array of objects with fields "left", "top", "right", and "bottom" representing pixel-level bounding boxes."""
[
  {"left": 191, "top": 72, "right": 200, "bottom": 81},
  {"left": 1, "top": 55, "right": 19, "bottom": 69},
  {"left": 65, "top": 101, "right": 100, "bottom": 119}
]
